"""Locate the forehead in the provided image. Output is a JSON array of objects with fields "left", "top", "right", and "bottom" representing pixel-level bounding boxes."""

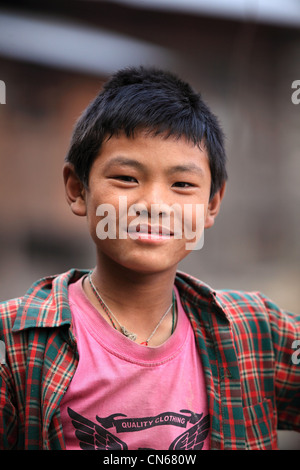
[{"left": 93, "top": 132, "right": 211, "bottom": 176}]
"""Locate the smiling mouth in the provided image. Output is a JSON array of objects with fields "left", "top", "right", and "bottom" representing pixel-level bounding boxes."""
[{"left": 127, "top": 224, "right": 174, "bottom": 240}]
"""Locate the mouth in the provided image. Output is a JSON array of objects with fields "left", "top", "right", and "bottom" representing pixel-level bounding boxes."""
[{"left": 127, "top": 224, "right": 174, "bottom": 240}]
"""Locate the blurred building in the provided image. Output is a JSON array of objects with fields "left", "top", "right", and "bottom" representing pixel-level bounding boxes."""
[{"left": 0, "top": 0, "right": 299, "bottom": 449}]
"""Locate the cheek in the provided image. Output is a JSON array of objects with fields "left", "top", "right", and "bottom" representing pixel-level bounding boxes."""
[
  {"left": 178, "top": 202, "right": 207, "bottom": 252},
  {"left": 86, "top": 190, "right": 122, "bottom": 234},
  {"left": 181, "top": 203, "right": 206, "bottom": 233}
]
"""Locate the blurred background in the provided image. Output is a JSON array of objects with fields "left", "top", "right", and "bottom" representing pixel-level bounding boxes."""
[{"left": 0, "top": 0, "right": 299, "bottom": 449}]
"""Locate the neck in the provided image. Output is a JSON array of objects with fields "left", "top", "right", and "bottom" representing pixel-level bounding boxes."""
[
  {"left": 95, "top": 252, "right": 177, "bottom": 313},
  {"left": 82, "top": 253, "right": 178, "bottom": 345}
]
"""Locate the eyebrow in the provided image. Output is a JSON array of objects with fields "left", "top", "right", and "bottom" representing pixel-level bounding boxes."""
[
  {"left": 103, "top": 157, "right": 205, "bottom": 177},
  {"left": 103, "top": 157, "right": 145, "bottom": 172},
  {"left": 166, "top": 163, "right": 205, "bottom": 177}
]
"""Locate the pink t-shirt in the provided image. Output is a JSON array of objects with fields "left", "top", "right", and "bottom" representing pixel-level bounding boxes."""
[{"left": 60, "top": 277, "right": 210, "bottom": 450}]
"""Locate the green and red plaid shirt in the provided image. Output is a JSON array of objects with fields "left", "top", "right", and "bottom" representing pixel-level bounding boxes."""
[{"left": 0, "top": 269, "right": 299, "bottom": 450}]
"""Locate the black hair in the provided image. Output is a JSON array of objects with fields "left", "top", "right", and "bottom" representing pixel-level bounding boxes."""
[{"left": 65, "top": 66, "right": 227, "bottom": 198}]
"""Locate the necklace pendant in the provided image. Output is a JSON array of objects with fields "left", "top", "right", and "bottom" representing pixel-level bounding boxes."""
[
  {"left": 140, "top": 341, "right": 148, "bottom": 346},
  {"left": 120, "top": 326, "right": 137, "bottom": 342}
]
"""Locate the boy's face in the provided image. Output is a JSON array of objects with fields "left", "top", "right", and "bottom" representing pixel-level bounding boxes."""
[{"left": 65, "top": 132, "right": 224, "bottom": 274}]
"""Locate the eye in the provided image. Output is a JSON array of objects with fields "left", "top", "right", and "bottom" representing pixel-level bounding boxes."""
[
  {"left": 113, "top": 175, "right": 138, "bottom": 183},
  {"left": 172, "top": 182, "right": 194, "bottom": 188}
]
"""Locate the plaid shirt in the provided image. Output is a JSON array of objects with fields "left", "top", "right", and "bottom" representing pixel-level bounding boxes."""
[{"left": 0, "top": 269, "right": 299, "bottom": 450}]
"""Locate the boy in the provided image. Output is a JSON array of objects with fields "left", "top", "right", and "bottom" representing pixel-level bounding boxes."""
[{"left": 0, "top": 66, "right": 299, "bottom": 450}]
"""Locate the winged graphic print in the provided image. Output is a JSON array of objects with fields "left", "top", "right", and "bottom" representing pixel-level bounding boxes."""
[
  {"left": 68, "top": 408, "right": 209, "bottom": 451},
  {"left": 67, "top": 407, "right": 128, "bottom": 450},
  {"left": 169, "top": 412, "right": 209, "bottom": 450}
]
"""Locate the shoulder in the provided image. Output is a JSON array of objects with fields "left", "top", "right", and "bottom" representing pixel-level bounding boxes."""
[
  {"left": 0, "top": 297, "right": 23, "bottom": 334},
  {"left": 215, "top": 289, "right": 274, "bottom": 320},
  {"left": 216, "top": 289, "right": 299, "bottom": 331},
  {"left": 175, "top": 269, "right": 267, "bottom": 314},
  {"left": 0, "top": 269, "right": 88, "bottom": 335},
  {"left": 175, "top": 270, "right": 299, "bottom": 331}
]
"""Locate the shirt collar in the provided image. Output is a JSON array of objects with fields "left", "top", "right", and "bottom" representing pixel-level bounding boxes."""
[
  {"left": 12, "top": 269, "right": 89, "bottom": 332},
  {"left": 12, "top": 268, "right": 229, "bottom": 332},
  {"left": 175, "top": 270, "right": 230, "bottom": 321}
]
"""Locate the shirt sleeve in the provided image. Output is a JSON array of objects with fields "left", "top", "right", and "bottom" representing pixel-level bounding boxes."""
[
  {"left": 260, "top": 294, "right": 300, "bottom": 432},
  {"left": 0, "top": 366, "right": 18, "bottom": 449},
  {"left": 0, "top": 299, "right": 21, "bottom": 449}
]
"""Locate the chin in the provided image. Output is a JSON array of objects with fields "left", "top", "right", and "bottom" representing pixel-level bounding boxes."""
[
  {"left": 117, "top": 253, "right": 180, "bottom": 275},
  {"left": 97, "top": 241, "right": 185, "bottom": 274}
]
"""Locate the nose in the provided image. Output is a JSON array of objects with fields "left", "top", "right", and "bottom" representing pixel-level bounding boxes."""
[{"left": 131, "top": 183, "right": 168, "bottom": 218}]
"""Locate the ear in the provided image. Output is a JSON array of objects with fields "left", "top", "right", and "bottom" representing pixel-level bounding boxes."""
[
  {"left": 63, "top": 163, "right": 87, "bottom": 216},
  {"left": 204, "top": 182, "right": 226, "bottom": 229}
]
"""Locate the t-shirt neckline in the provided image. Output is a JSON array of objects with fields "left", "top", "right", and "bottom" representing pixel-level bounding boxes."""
[{"left": 68, "top": 277, "right": 191, "bottom": 366}]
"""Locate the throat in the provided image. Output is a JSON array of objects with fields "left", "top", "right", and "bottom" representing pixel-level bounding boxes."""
[{"left": 86, "top": 271, "right": 177, "bottom": 347}]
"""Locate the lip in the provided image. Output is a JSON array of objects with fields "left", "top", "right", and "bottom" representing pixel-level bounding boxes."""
[
  {"left": 132, "top": 233, "right": 171, "bottom": 242},
  {"left": 127, "top": 224, "right": 174, "bottom": 241},
  {"left": 128, "top": 224, "right": 173, "bottom": 235}
]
